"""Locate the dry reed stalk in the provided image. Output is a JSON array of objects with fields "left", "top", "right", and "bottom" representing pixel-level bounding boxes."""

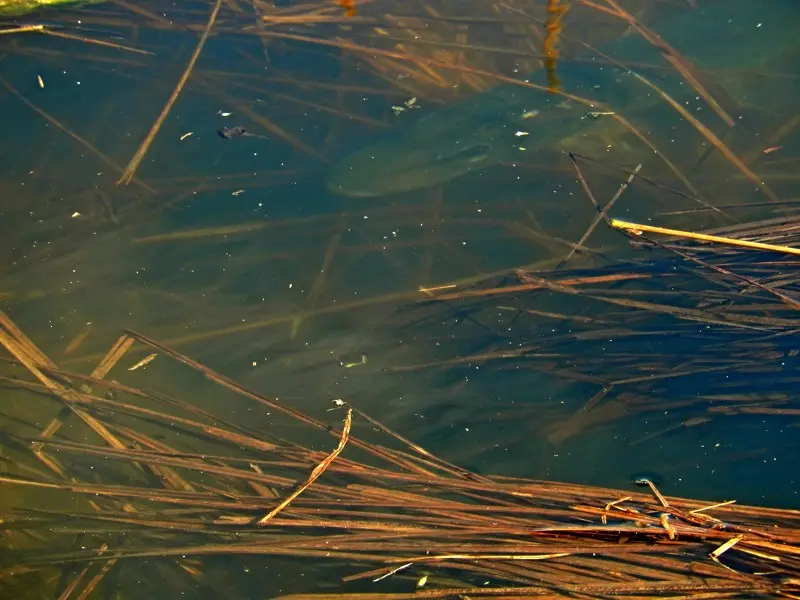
[
  {"left": 620, "top": 67, "right": 778, "bottom": 203},
  {"left": 559, "top": 156, "right": 641, "bottom": 265},
  {"left": 40, "top": 28, "right": 153, "bottom": 54},
  {"left": 0, "top": 24, "right": 45, "bottom": 35},
  {"left": 55, "top": 544, "right": 109, "bottom": 600},
  {"left": 90, "top": 334, "right": 135, "bottom": 379},
  {"left": 0, "top": 78, "right": 154, "bottom": 193},
  {"left": 30, "top": 380, "right": 281, "bottom": 454},
  {"left": 70, "top": 554, "right": 118, "bottom": 600},
  {"left": 0, "top": 312, "right": 128, "bottom": 457},
  {"left": 63, "top": 328, "right": 93, "bottom": 356},
  {"left": 116, "top": 0, "right": 224, "bottom": 185},
  {"left": 517, "top": 271, "right": 797, "bottom": 329},
  {"left": 112, "top": 0, "right": 174, "bottom": 27},
  {"left": 57, "top": 255, "right": 561, "bottom": 364},
  {"left": 292, "top": 217, "right": 347, "bottom": 339},
  {"left": 24, "top": 333, "right": 133, "bottom": 477},
  {"left": 431, "top": 272, "right": 652, "bottom": 301},
  {"left": 347, "top": 405, "right": 487, "bottom": 482},
  {"left": 599, "top": 0, "right": 735, "bottom": 126}
]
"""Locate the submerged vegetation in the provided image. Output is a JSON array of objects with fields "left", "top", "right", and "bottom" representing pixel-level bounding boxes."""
[{"left": 1, "top": 0, "right": 799, "bottom": 598}]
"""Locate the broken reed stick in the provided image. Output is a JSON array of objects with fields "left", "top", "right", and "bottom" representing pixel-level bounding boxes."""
[
  {"left": 55, "top": 544, "right": 109, "bottom": 600},
  {"left": 0, "top": 78, "right": 154, "bottom": 193},
  {"left": 256, "top": 408, "right": 352, "bottom": 526},
  {"left": 0, "top": 311, "right": 126, "bottom": 455},
  {"left": 610, "top": 219, "right": 800, "bottom": 257},
  {"left": 291, "top": 216, "right": 346, "bottom": 338},
  {"left": 33, "top": 333, "right": 135, "bottom": 476},
  {"left": 116, "top": 0, "right": 224, "bottom": 186},
  {"left": 1, "top": 314, "right": 200, "bottom": 501},
  {"left": 0, "top": 24, "right": 44, "bottom": 35},
  {"left": 559, "top": 156, "right": 641, "bottom": 265},
  {"left": 40, "top": 28, "right": 153, "bottom": 55},
  {"left": 91, "top": 335, "right": 136, "bottom": 379},
  {"left": 600, "top": 0, "right": 734, "bottom": 127}
]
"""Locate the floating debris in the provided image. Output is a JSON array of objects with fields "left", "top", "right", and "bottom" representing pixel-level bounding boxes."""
[
  {"left": 337, "top": 0, "right": 357, "bottom": 17},
  {"left": 128, "top": 352, "right": 157, "bottom": 371},
  {"left": 218, "top": 126, "right": 250, "bottom": 139},
  {"left": 586, "top": 111, "right": 616, "bottom": 120},
  {"left": 391, "top": 97, "right": 421, "bottom": 115},
  {"left": 343, "top": 353, "right": 368, "bottom": 368}
]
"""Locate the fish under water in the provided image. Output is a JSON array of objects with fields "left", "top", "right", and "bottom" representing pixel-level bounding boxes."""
[
  {"left": 218, "top": 126, "right": 252, "bottom": 139},
  {"left": 326, "top": 0, "right": 798, "bottom": 198},
  {"left": 218, "top": 126, "right": 269, "bottom": 140}
]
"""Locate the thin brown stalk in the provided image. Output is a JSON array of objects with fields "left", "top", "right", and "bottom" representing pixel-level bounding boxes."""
[
  {"left": 600, "top": 0, "right": 735, "bottom": 126},
  {"left": 433, "top": 272, "right": 652, "bottom": 301},
  {"left": 0, "top": 78, "right": 153, "bottom": 193},
  {"left": 560, "top": 156, "right": 641, "bottom": 265},
  {"left": 91, "top": 335, "right": 136, "bottom": 379},
  {"left": 292, "top": 217, "right": 346, "bottom": 338},
  {"left": 72, "top": 556, "right": 118, "bottom": 600},
  {"left": 116, "top": 0, "right": 224, "bottom": 185},
  {"left": 57, "top": 544, "right": 109, "bottom": 600},
  {"left": 41, "top": 29, "right": 153, "bottom": 55},
  {"left": 63, "top": 327, "right": 93, "bottom": 355}
]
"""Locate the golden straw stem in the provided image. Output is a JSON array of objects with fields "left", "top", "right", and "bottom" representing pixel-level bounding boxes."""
[
  {"left": 0, "top": 24, "right": 44, "bottom": 35},
  {"left": 610, "top": 219, "right": 800, "bottom": 257}
]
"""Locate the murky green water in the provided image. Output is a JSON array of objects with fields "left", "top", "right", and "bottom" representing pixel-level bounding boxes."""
[{"left": 1, "top": 0, "right": 798, "bottom": 597}]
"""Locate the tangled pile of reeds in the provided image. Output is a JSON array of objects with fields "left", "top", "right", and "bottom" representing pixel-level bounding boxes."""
[
  {"left": 394, "top": 174, "right": 800, "bottom": 444},
  {"left": 1, "top": 309, "right": 799, "bottom": 600}
]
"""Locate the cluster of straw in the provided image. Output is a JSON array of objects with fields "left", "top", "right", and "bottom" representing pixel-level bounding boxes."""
[{"left": 1, "top": 310, "right": 799, "bottom": 599}]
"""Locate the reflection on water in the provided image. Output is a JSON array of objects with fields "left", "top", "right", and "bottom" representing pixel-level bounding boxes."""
[{"left": 1, "top": 0, "right": 799, "bottom": 597}]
